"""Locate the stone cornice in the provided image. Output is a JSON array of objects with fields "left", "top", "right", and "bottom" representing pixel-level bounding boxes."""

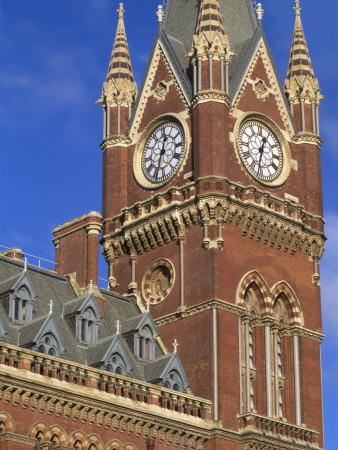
[
  {"left": 101, "top": 178, "right": 325, "bottom": 263},
  {"left": 292, "top": 132, "right": 323, "bottom": 148},
  {"left": 154, "top": 299, "right": 324, "bottom": 343},
  {"left": 0, "top": 433, "right": 37, "bottom": 445},
  {"left": 100, "top": 135, "right": 132, "bottom": 152},
  {"left": 154, "top": 298, "right": 245, "bottom": 328},
  {"left": 192, "top": 89, "right": 232, "bottom": 109}
]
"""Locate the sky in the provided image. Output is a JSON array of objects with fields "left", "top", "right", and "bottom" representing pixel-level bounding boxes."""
[{"left": 0, "top": 0, "right": 337, "bottom": 446}]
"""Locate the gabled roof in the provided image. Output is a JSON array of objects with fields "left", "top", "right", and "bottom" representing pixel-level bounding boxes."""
[
  {"left": 87, "top": 334, "right": 132, "bottom": 373},
  {"left": 19, "top": 313, "right": 65, "bottom": 354},
  {"left": 63, "top": 293, "right": 102, "bottom": 319},
  {"left": 0, "top": 270, "right": 37, "bottom": 298},
  {"left": 145, "top": 352, "right": 189, "bottom": 391},
  {"left": 121, "top": 312, "right": 157, "bottom": 336}
]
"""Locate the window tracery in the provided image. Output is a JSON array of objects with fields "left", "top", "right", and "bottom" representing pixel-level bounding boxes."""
[
  {"left": 162, "top": 369, "right": 183, "bottom": 391},
  {"left": 136, "top": 325, "right": 155, "bottom": 360},
  {"left": 11, "top": 284, "right": 34, "bottom": 323}
]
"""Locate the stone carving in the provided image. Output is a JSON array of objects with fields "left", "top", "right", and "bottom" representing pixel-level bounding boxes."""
[
  {"left": 153, "top": 81, "right": 169, "bottom": 102},
  {"left": 253, "top": 79, "right": 269, "bottom": 100}
]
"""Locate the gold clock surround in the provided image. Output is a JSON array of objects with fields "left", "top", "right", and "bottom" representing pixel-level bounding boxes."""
[
  {"left": 133, "top": 113, "right": 190, "bottom": 189},
  {"left": 235, "top": 112, "right": 291, "bottom": 187}
]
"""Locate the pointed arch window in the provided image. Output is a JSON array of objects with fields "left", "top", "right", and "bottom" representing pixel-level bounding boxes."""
[
  {"left": 162, "top": 370, "right": 184, "bottom": 391},
  {"left": 36, "top": 332, "right": 62, "bottom": 357},
  {"left": 105, "top": 352, "right": 127, "bottom": 376}
]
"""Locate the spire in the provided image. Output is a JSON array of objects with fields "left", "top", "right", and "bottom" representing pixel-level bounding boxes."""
[
  {"left": 284, "top": 1, "right": 323, "bottom": 134},
  {"left": 286, "top": 0, "right": 316, "bottom": 83},
  {"left": 98, "top": 3, "right": 137, "bottom": 108},
  {"left": 195, "top": 0, "right": 227, "bottom": 39}
]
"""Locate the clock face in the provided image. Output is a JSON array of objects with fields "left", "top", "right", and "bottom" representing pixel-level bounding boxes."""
[
  {"left": 142, "top": 122, "right": 185, "bottom": 184},
  {"left": 238, "top": 121, "right": 283, "bottom": 182}
]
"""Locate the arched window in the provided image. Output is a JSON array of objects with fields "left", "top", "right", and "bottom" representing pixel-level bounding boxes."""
[
  {"left": 105, "top": 353, "right": 127, "bottom": 376},
  {"left": 36, "top": 333, "right": 61, "bottom": 357},
  {"left": 11, "top": 285, "right": 34, "bottom": 323},
  {"left": 162, "top": 370, "right": 183, "bottom": 391},
  {"left": 137, "top": 325, "right": 155, "bottom": 360},
  {"left": 79, "top": 307, "right": 98, "bottom": 344}
]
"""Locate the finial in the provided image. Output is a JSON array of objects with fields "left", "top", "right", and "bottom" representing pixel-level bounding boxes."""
[
  {"left": 294, "top": 0, "right": 301, "bottom": 17},
  {"left": 173, "top": 339, "right": 179, "bottom": 353},
  {"left": 89, "top": 279, "right": 93, "bottom": 294},
  {"left": 23, "top": 257, "right": 27, "bottom": 272},
  {"left": 256, "top": 3, "right": 264, "bottom": 22},
  {"left": 146, "top": 299, "right": 150, "bottom": 313},
  {"left": 117, "top": 3, "right": 124, "bottom": 19},
  {"left": 156, "top": 5, "right": 164, "bottom": 24},
  {"left": 116, "top": 319, "right": 120, "bottom": 335},
  {"left": 49, "top": 299, "right": 54, "bottom": 315}
]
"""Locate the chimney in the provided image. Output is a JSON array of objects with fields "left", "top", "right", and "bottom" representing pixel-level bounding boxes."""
[
  {"left": 53, "top": 212, "right": 102, "bottom": 289},
  {"left": 1, "top": 248, "right": 24, "bottom": 261}
]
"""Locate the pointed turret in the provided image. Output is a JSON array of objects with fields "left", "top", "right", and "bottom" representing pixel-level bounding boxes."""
[
  {"left": 284, "top": 0, "right": 323, "bottom": 134},
  {"left": 98, "top": 3, "right": 137, "bottom": 137},
  {"left": 188, "top": 0, "right": 234, "bottom": 95}
]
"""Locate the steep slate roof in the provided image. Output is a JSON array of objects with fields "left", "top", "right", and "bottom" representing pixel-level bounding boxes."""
[
  {"left": 0, "top": 256, "right": 189, "bottom": 391},
  {"left": 163, "top": 0, "right": 256, "bottom": 91}
]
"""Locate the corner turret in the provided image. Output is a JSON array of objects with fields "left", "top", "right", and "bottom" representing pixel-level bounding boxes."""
[
  {"left": 284, "top": 0, "right": 323, "bottom": 134},
  {"left": 97, "top": 3, "right": 137, "bottom": 137}
]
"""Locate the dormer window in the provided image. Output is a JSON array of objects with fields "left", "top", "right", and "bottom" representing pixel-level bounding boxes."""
[
  {"left": 137, "top": 325, "right": 155, "bottom": 361},
  {"left": 79, "top": 308, "right": 98, "bottom": 344},
  {"left": 63, "top": 294, "right": 102, "bottom": 345},
  {"left": 162, "top": 370, "right": 183, "bottom": 391},
  {"left": 9, "top": 275, "right": 36, "bottom": 324}
]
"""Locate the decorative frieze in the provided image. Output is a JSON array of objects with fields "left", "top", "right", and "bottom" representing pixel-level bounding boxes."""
[{"left": 102, "top": 180, "right": 325, "bottom": 263}]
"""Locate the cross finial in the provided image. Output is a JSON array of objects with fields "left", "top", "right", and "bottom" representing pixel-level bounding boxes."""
[
  {"left": 117, "top": 3, "right": 124, "bottom": 20},
  {"left": 23, "top": 257, "right": 27, "bottom": 272},
  {"left": 49, "top": 299, "right": 54, "bottom": 315},
  {"left": 156, "top": 5, "right": 164, "bottom": 24},
  {"left": 256, "top": 3, "right": 264, "bottom": 22},
  {"left": 173, "top": 339, "right": 179, "bottom": 353},
  {"left": 294, "top": 0, "right": 301, "bottom": 17},
  {"left": 116, "top": 320, "right": 121, "bottom": 335},
  {"left": 89, "top": 279, "right": 93, "bottom": 294}
]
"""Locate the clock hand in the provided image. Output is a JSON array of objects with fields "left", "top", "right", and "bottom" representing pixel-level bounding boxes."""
[
  {"left": 155, "top": 136, "right": 167, "bottom": 179},
  {"left": 258, "top": 137, "right": 267, "bottom": 169}
]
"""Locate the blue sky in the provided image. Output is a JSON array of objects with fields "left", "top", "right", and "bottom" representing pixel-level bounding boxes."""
[{"left": 0, "top": 0, "right": 337, "bottom": 446}]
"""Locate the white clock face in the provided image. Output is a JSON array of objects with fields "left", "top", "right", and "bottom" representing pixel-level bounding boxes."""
[
  {"left": 142, "top": 122, "right": 185, "bottom": 184},
  {"left": 239, "top": 121, "right": 283, "bottom": 182}
]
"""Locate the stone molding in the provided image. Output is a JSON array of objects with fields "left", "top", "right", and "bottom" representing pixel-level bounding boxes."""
[
  {"left": 101, "top": 180, "right": 325, "bottom": 263},
  {"left": 232, "top": 38, "right": 294, "bottom": 137},
  {"left": 154, "top": 298, "right": 324, "bottom": 343},
  {"left": 0, "top": 432, "right": 37, "bottom": 445},
  {"left": 101, "top": 135, "right": 132, "bottom": 152},
  {"left": 191, "top": 89, "right": 232, "bottom": 109}
]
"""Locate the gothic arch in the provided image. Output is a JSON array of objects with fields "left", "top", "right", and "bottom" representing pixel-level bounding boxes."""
[
  {"left": 69, "top": 430, "right": 87, "bottom": 448},
  {"left": 28, "top": 421, "right": 50, "bottom": 441},
  {"left": 105, "top": 440, "right": 137, "bottom": 450},
  {"left": 271, "top": 281, "right": 303, "bottom": 327},
  {"left": 49, "top": 425, "right": 68, "bottom": 446},
  {"left": 87, "top": 434, "right": 104, "bottom": 450},
  {"left": 237, "top": 270, "right": 272, "bottom": 316},
  {"left": 0, "top": 412, "right": 16, "bottom": 433}
]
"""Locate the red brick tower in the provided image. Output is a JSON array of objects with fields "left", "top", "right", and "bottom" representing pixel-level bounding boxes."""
[{"left": 100, "top": 1, "right": 325, "bottom": 448}]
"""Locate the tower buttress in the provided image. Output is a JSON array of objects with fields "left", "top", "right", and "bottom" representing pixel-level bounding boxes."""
[
  {"left": 284, "top": 0, "right": 323, "bottom": 134},
  {"left": 189, "top": 0, "right": 234, "bottom": 181}
]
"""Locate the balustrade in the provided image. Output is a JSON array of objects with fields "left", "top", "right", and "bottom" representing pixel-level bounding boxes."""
[{"left": 0, "top": 342, "right": 211, "bottom": 420}]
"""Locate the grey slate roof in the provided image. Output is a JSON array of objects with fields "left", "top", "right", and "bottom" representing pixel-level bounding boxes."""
[{"left": 0, "top": 256, "right": 189, "bottom": 392}]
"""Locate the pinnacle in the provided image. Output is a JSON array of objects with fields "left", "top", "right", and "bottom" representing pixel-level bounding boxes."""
[
  {"left": 106, "top": 3, "right": 135, "bottom": 85},
  {"left": 286, "top": 0, "right": 315, "bottom": 82}
]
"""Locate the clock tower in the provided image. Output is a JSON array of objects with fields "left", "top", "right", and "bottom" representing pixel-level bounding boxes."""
[{"left": 98, "top": 1, "right": 325, "bottom": 448}]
